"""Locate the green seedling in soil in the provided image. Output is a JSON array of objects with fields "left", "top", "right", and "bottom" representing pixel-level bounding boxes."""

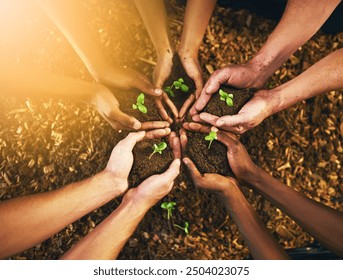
[
  {"left": 132, "top": 92, "right": 147, "bottom": 114},
  {"left": 149, "top": 141, "right": 167, "bottom": 159},
  {"left": 161, "top": 201, "right": 176, "bottom": 220},
  {"left": 219, "top": 89, "right": 234, "bottom": 107},
  {"left": 164, "top": 78, "right": 189, "bottom": 97},
  {"left": 204, "top": 131, "right": 217, "bottom": 149},
  {"left": 174, "top": 221, "right": 189, "bottom": 234}
]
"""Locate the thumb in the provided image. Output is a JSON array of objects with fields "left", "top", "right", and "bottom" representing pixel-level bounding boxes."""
[
  {"left": 205, "top": 69, "right": 231, "bottom": 94},
  {"left": 216, "top": 114, "right": 246, "bottom": 128},
  {"left": 132, "top": 76, "right": 162, "bottom": 97},
  {"left": 163, "top": 159, "right": 181, "bottom": 182},
  {"left": 108, "top": 108, "right": 141, "bottom": 130},
  {"left": 182, "top": 157, "right": 202, "bottom": 184}
]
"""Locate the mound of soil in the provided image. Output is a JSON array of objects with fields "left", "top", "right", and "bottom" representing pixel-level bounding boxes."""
[
  {"left": 163, "top": 53, "right": 196, "bottom": 110},
  {"left": 204, "top": 86, "right": 255, "bottom": 117}
]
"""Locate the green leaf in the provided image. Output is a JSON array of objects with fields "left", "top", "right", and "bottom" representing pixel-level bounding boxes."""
[
  {"left": 137, "top": 93, "right": 145, "bottom": 104},
  {"left": 228, "top": 93, "right": 233, "bottom": 98},
  {"left": 226, "top": 97, "right": 233, "bottom": 107},
  {"left": 173, "top": 81, "right": 182, "bottom": 88},
  {"left": 178, "top": 78, "right": 184, "bottom": 83},
  {"left": 205, "top": 135, "right": 212, "bottom": 141},
  {"left": 219, "top": 89, "right": 227, "bottom": 97},
  {"left": 180, "top": 84, "right": 189, "bottom": 92},
  {"left": 156, "top": 141, "right": 167, "bottom": 151},
  {"left": 165, "top": 87, "right": 175, "bottom": 97},
  {"left": 184, "top": 222, "right": 189, "bottom": 234},
  {"left": 161, "top": 202, "right": 169, "bottom": 209},
  {"left": 137, "top": 103, "right": 147, "bottom": 114},
  {"left": 132, "top": 104, "right": 137, "bottom": 109},
  {"left": 220, "top": 97, "right": 225, "bottom": 101}
]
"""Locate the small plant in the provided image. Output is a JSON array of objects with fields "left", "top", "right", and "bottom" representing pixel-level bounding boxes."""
[
  {"left": 219, "top": 89, "right": 234, "bottom": 107},
  {"left": 161, "top": 201, "right": 176, "bottom": 220},
  {"left": 174, "top": 221, "right": 189, "bottom": 234},
  {"left": 149, "top": 141, "right": 167, "bottom": 159},
  {"left": 132, "top": 92, "right": 147, "bottom": 114},
  {"left": 204, "top": 131, "right": 217, "bottom": 149},
  {"left": 164, "top": 78, "right": 189, "bottom": 97}
]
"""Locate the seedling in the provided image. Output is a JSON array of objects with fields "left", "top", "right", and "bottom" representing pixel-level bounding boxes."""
[
  {"left": 149, "top": 141, "right": 167, "bottom": 159},
  {"left": 174, "top": 221, "right": 189, "bottom": 234},
  {"left": 204, "top": 131, "right": 217, "bottom": 149},
  {"left": 219, "top": 89, "right": 234, "bottom": 107},
  {"left": 164, "top": 78, "right": 189, "bottom": 97},
  {"left": 132, "top": 92, "right": 147, "bottom": 114},
  {"left": 161, "top": 201, "right": 176, "bottom": 220}
]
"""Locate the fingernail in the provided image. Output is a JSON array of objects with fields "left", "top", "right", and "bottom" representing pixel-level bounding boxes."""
[
  {"left": 133, "top": 121, "right": 141, "bottom": 130},
  {"left": 182, "top": 158, "right": 188, "bottom": 164},
  {"left": 165, "top": 128, "right": 171, "bottom": 134},
  {"left": 154, "top": 88, "right": 162, "bottom": 95}
]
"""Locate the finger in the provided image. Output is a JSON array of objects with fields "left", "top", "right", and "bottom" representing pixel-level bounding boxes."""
[
  {"left": 164, "top": 158, "right": 181, "bottom": 180},
  {"left": 140, "top": 121, "right": 170, "bottom": 130},
  {"left": 199, "top": 112, "right": 219, "bottom": 126},
  {"left": 205, "top": 69, "right": 231, "bottom": 94},
  {"left": 179, "top": 128, "right": 188, "bottom": 153},
  {"left": 98, "top": 111, "right": 124, "bottom": 131},
  {"left": 183, "top": 122, "right": 211, "bottom": 134},
  {"left": 145, "top": 128, "right": 171, "bottom": 139},
  {"left": 216, "top": 130, "right": 239, "bottom": 147},
  {"left": 178, "top": 94, "right": 195, "bottom": 119},
  {"left": 191, "top": 114, "right": 205, "bottom": 123},
  {"left": 194, "top": 75, "right": 203, "bottom": 99},
  {"left": 189, "top": 103, "right": 198, "bottom": 116},
  {"left": 194, "top": 90, "right": 212, "bottom": 112},
  {"left": 168, "top": 132, "right": 181, "bottom": 159},
  {"left": 182, "top": 157, "right": 202, "bottom": 186},
  {"left": 108, "top": 109, "right": 141, "bottom": 130},
  {"left": 155, "top": 97, "right": 173, "bottom": 123},
  {"left": 132, "top": 74, "right": 162, "bottom": 97},
  {"left": 216, "top": 115, "right": 247, "bottom": 134},
  {"left": 162, "top": 92, "right": 178, "bottom": 119},
  {"left": 116, "top": 131, "right": 146, "bottom": 152}
]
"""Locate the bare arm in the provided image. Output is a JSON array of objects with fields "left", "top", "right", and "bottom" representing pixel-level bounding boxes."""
[{"left": 62, "top": 134, "right": 181, "bottom": 260}]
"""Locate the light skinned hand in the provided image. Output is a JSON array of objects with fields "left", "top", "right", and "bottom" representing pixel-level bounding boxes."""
[
  {"left": 190, "top": 63, "right": 264, "bottom": 116},
  {"left": 192, "top": 90, "right": 273, "bottom": 134},
  {"left": 125, "top": 132, "right": 181, "bottom": 208}
]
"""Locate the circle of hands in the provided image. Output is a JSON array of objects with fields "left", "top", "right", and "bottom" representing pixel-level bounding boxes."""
[{"left": 97, "top": 55, "right": 265, "bottom": 206}]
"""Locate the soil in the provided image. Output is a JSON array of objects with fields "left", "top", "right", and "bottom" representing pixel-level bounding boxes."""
[
  {"left": 0, "top": 0, "right": 342, "bottom": 260},
  {"left": 163, "top": 53, "right": 196, "bottom": 110},
  {"left": 204, "top": 86, "right": 255, "bottom": 117}
]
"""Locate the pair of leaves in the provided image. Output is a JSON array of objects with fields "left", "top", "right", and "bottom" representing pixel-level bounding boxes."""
[
  {"left": 149, "top": 141, "right": 167, "bottom": 159},
  {"left": 219, "top": 89, "right": 234, "bottom": 107},
  {"left": 174, "top": 221, "right": 189, "bottom": 234},
  {"left": 164, "top": 77, "right": 189, "bottom": 97},
  {"left": 161, "top": 201, "right": 176, "bottom": 220},
  {"left": 132, "top": 92, "right": 147, "bottom": 114},
  {"left": 204, "top": 131, "right": 217, "bottom": 149}
]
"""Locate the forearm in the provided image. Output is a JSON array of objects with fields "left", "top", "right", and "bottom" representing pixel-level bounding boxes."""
[
  {"left": 35, "top": 0, "right": 107, "bottom": 78},
  {"left": 133, "top": 0, "right": 173, "bottom": 57},
  {"left": 221, "top": 186, "right": 288, "bottom": 259},
  {"left": 61, "top": 193, "right": 148, "bottom": 260},
  {"left": 0, "top": 171, "right": 118, "bottom": 258},
  {"left": 179, "top": 0, "right": 217, "bottom": 56},
  {"left": 0, "top": 61, "right": 104, "bottom": 102},
  {"left": 269, "top": 48, "right": 343, "bottom": 115},
  {"left": 249, "top": 0, "right": 341, "bottom": 84},
  {"left": 249, "top": 166, "right": 343, "bottom": 256}
]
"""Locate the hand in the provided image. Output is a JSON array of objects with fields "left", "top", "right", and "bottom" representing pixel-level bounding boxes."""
[
  {"left": 152, "top": 52, "right": 178, "bottom": 122},
  {"left": 193, "top": 90, "right": 273, "bottom": 134},
  {"left": 182, "top": 122, "right": 258, "bottom": 184},
  {"left": 178, "top": 52, "right": 203, "bottom": 120},
  {"left": 91, "top": 87, "right": 171, "bottom": 131},
  {"left": 124, "top": 132, "right": 181, "bottom": 208},
  {"left": 190, "top": 63, "right": 264, "bottom": 116},
  {"left": 95, "top": 64, "right": 162, "bottom": 97}
]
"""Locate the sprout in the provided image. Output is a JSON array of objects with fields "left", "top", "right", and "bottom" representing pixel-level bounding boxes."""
[
  {"left": 164, "top": 78, "right": 189, "bottom": 97},
  {"left": 219, "top": 89, "right": 234, "bottom": 107},
  {"left": 149, "top": 141, "right": 167, "bottom": 159},
  {"left": 161, "top": 201, "right": 176, "bottom": 220},
  {"left": 132, "top": 92, "right": 147, "bottom": 114},
  {"left": 174, "top": 221, "right": 189, "bottom": 234},
  {"left": 204, "top": 131, "right": 217, "bottom": 149}
]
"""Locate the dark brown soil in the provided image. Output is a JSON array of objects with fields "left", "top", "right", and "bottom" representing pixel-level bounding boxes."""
[
  {"left": 129, "top": 139, "right": 174, "bottom": 187},
  {"left": 163, "top": 53, "right": 196, "bottom": 110},
  {"left": 204, "top": 85, "right": 255, "bottom": 117},
  {"left": 185, "top": 132, "right": 232, "bottom": 176}
]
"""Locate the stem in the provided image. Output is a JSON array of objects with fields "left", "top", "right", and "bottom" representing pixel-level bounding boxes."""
[
  {"left": 149, "top": 151, "right": 156, "bottom": 160},
  {"left": 208, "top": 140, "right": 213, "bottom": 149},
  {"left": 174, "top": 224, "right": 184, "bottom": 231}
]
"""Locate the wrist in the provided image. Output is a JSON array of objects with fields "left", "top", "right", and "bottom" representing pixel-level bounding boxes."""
[
  {"left": 122, "top": 189, "right": 151, "bottom": 214},
  {"left": 97, "top": 170, "right": 128, "bottom": 199},
  {"left": 178, "top": 43, "right": 198, "bottom": 59}
]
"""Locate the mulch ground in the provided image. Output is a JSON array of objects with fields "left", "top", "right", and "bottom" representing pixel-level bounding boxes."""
[{"left": 0, "top": 0, "right": 342, "bottom": 259}]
